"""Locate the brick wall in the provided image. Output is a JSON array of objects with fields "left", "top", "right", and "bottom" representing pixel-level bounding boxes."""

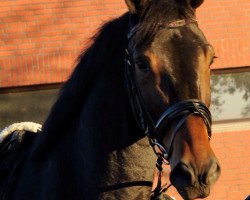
[
  {"left": 208, "top": 130, "right": 250, "bottom": 200},
  {"left": 0, "top": 0, "right": 126, "bottom": 88},
  {"left": 0, "top": 0, "right": 250, "bottom": 88},
  {"left": 197, "top": 0, "right": 250, "bottom": 69}
]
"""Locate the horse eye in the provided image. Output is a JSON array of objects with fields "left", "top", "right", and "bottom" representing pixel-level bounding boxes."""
[
  {"left": 135, "top": 61, "right": 149, "bottom": 71},
  {"left": 209, "top": 59, "right": 214, "bottom": 66},
  {"left": 134, "top": 57, "right": 150, "bottom": 71},
  {"left": 210, "top": 56, "right": 217, "bottom": 66}
]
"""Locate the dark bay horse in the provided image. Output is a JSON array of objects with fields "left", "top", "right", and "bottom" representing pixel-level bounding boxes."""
[{"left": 3, "top": 0, "right": 220, "bottom": 199}]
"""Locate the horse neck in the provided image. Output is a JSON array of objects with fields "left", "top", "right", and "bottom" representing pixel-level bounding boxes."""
[
  {"left": 31, "top": 13, "right": 131, "bottom": 158},
  {"left": 23, "top": 12, "right": 156, "bottom": 199},
  {"left": 53, "top": 13, "right": 155, "bottom": 196}
]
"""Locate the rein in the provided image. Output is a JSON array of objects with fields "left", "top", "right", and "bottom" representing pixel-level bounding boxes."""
[{"left": 125, "top": 18, "right": 212, "bottom": 199}]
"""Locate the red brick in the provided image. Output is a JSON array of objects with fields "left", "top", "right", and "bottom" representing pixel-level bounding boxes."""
[
  {"left": 0, "top": 50, "right": 15, "bottom": 57},
  {"left": 18, "top": 43, "right": 35, "bottom": 50},
  {"left": 46, "top": 2, "right": 64, "bottom": 9}
]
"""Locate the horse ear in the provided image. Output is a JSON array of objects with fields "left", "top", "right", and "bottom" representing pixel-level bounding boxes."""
[
  {"left": 125, "top": 0, "right": 146, "bottom": 14},
  {"left": 190, "top": 0, "right": 204, "bottom": 8}
]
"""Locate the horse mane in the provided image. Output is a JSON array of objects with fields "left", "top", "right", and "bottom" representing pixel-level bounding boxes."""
[{"left": 32, "top": 13, "right": 130, "bottom": 159}]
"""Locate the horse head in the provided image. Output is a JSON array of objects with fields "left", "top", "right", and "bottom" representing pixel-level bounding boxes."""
[{"left": 125, "top": 0, "right": 220, "bottom": 199}]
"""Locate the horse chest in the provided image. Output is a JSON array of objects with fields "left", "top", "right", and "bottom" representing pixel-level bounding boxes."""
[{"left": 98, "top": 137, "right": 156, "bottom": 200}]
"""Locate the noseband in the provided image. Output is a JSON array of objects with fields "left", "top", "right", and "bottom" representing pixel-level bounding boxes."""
[{"left": 125, "top": 18, "right": 212, "bottom": 198}]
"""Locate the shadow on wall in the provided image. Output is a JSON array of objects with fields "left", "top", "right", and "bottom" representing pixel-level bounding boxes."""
[{"left": 0, "top": 88, "right": 59, "bottom": 129}]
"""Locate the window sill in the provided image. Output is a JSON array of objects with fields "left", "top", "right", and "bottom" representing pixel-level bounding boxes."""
[{"left": 212, "top": 119, "right": 250, "bottom": 133}]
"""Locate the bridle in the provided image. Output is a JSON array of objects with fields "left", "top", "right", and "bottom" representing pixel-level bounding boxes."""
[{"left": 125, "top": 18, "right": 212, "bottom": 199}]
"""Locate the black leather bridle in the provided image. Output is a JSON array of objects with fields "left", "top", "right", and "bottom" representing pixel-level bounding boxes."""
[{"left": 125, "top": 18, "right": 212, "bottom": 199}]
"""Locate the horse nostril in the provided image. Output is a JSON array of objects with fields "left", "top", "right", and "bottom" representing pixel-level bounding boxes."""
[
  {"left": 170, "top": 163, "right": 195, "bottom": 187},
  {"left": 205, "top": 160, "right": 221, "bottom": 185}
]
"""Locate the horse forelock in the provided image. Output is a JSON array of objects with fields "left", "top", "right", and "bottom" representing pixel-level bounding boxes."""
[{"left": 132, "top": 0, "right": 195, "bottom": 48}]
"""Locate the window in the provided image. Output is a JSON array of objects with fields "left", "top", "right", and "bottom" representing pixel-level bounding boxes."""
[{"left": 211, "top": 68, "right": 250, "bottom": 132}]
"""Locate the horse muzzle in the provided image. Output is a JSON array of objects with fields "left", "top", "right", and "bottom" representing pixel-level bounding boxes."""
[{"left": 169, "top": 158, "right": 221, "bottom": 200}]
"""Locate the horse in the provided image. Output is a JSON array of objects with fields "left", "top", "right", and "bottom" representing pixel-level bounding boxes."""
[{"left": 0, "top": 0, "right": 221, "bottom": 199}]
